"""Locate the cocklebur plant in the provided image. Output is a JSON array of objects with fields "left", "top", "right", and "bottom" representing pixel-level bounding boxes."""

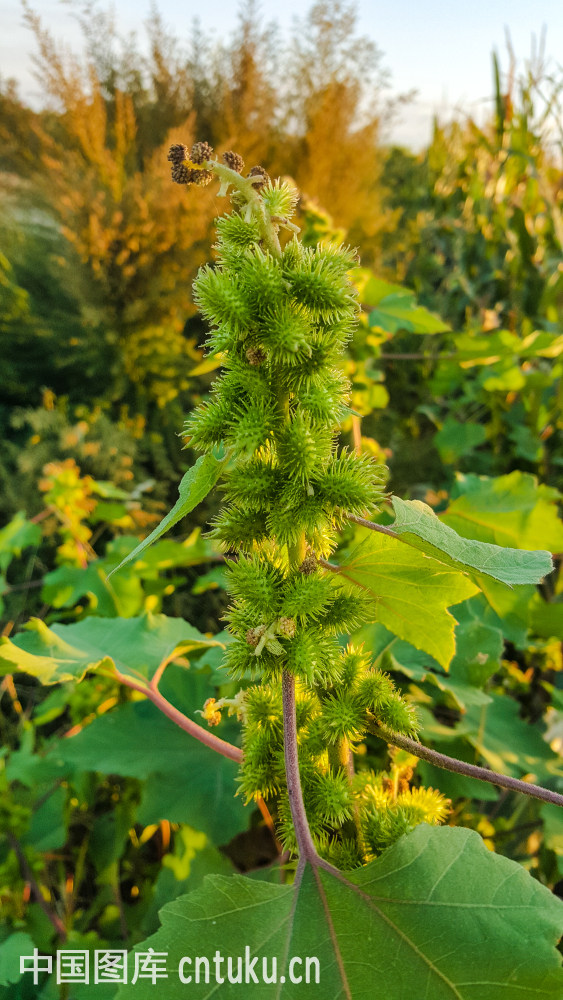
[
  {"left": 168, "top": 141, "right": 450, "bottom": 867},
  {"left": 1, "top": 143, "right": 563, "bottom": 1000}
]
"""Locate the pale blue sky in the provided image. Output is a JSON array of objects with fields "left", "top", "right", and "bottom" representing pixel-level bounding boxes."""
[{"left": 1, "top": 0, "right": 562, "bottom": 147}]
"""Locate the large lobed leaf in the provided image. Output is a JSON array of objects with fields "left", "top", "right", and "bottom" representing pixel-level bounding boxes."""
[
  {"left": 335, "top": 529, "right": 478, "bottom": 668},
  {"left": 114, "top": 824, "right": 563, "bottom": 999},
  {"left": 391, "top": 496, "right": 553, "bottom": 586},
  {"left": 59, "top": 695, "right": 246, "bottom": 843},
  {"left": 0, "top": 613, "right": 224, "bottom": 685}
]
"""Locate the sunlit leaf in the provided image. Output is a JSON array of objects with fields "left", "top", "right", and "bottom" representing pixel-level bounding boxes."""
[
  {"left": 352, "top": 268, "right": 450, "bottom": 334},
  {"left": 391, "top": 496, "right": 553, "bottom": 585},
  {"left": 334, "top": 529, "right": 478, "bottom": 668},
  {"left": 0, "top": 613, "right": 224, "bottom": 685},
  {"left": 440, "top": 472, "right": 563, "bottom": 552},
  {"left": 59, "top": 692, "right": 245, "bottom": 843}
]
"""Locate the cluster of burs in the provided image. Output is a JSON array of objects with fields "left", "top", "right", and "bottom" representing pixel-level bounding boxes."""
[{"left": 179, "top": 150, "right": 449, "bottom": 866}]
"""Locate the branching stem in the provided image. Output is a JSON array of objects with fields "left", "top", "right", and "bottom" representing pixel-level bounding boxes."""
[
  {"left": 114, "top": 672, "right": 242, "bottom": 764},
  {"left": 372, "top": 725, "right": 563, "bottom": 807},
  {"left": 346, "top": 513, "right": 399, "bottom": 538},
  {"left": 208, "top": 161, "right": 282, "bottom": 258}
]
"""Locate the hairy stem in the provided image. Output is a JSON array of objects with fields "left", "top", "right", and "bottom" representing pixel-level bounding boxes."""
[
  {"left": 209, "top": 161, "right": 282, "bottom": 258},
  {"left": 114, "top": 673, "right": 242, "bottom": 764},
  {"left": 345, "top": 513, "right": 399, "bottom": 538},
  {"left": 372, "top": 725, "right": 563, "bottom": 808},
  {"left": 282, "top": 670, "right": 320, "bottom": 863}
]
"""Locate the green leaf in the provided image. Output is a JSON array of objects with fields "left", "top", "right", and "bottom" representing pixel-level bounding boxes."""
[
  {"left": 368, "top": 296, "right": 450, "bottom": 334},
  {"left": 108, "top": 452, "right": 228, "bottom": 578},
  {"left": 450, "top": 329, "right": 521, "bottom": 365},
  {"left": 41, "top": 563, "right": 144, "bottom": 617},
  {"left": 191, "top": 566, "right": 227, "bottom": 594},
  {"left": 115, "top": 824, "right": 563, "bottom": 999},
  {"left": 0, "top": 613, "right": 224, "bottom": 685},
  {"left": 335, "top": 529, "right": 479, "bottom": 668},
  {"left": 391, "top": 496, "right": 553, "bottom": 586},
  {"left": 357, "top": 614, "right": 500, "bottom": 710},
  {"left": 529, "top": 594, "right": 563, "bottom": 640},
  {"left": 477, "top": 579, "right": 536, "bottom": 644},
  {"left": 352, "top": 268, "right": 450, "bottom": 334},
  {"left": 142, "top": 827, "right": 233, "bottom": 935},
  {"left": 434, "top": 418, "right": 487, "bottom": 462},
  {"left": 0, "top": 512, "right": 41, "bottom": 572},
  {"left": 482, "top": 361, "right": 525, "bottom": 392},
  {"left": 23, "top": 785, "right": 67, "bottom": 852},
  {"left": 59, "top": 694, "right": 245, "bottom": 843},
  {"left": 463, "top": 693, "right": 560, "bottom": 782},
  {"left": 0, "top": 932, "right": 37, "bottom": 986},
  {"left": 440, "top": 472, "right": 563, "bottom": 552}
]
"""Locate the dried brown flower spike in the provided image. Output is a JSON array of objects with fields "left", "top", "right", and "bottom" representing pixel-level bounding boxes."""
[
  {"left": 247, "top": 165, "right": 270, "bottom": 190},
  {"left": 222, "top": 151, "right": 245, "bottom": 174},
  {"left": 167, "top": 141, "right": 214, "bottom": 186},
  {"left": 167, "top": 143, "right": 191, "bottom": 184},
  {"left": 190, "top": 141, "right": 214, "bottom": 163}
]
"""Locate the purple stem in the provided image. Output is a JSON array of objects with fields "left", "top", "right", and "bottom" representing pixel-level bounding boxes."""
[
  {"left": 282, "top": 670, "right": 321, "bottom": 864},
  {"left": 373, "top": 726, "right": 563, "bottom": 808}
]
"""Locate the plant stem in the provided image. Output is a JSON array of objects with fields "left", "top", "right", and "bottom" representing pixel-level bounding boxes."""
[
  {"left": 345, "top": 513, "right": 399, "bottom": 538},
  {"left": 209, "top": 161, "right": 282, "bottom": 258},
  {"left": 372, "top": 725, "right": 563, "bottom": 808},
  {"left": 9, "top": 835, "right": 67, "bottom": 939},
  {"left": 281, "top": 670, "right": 320, "bottom": 864},
  {"left": 113, "top": 673, "right": 243, "bottom": 764}
]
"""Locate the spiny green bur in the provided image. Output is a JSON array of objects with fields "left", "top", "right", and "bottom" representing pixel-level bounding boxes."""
[{"left": 173, "top": 145, "right": 449, "bottom": 866}]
